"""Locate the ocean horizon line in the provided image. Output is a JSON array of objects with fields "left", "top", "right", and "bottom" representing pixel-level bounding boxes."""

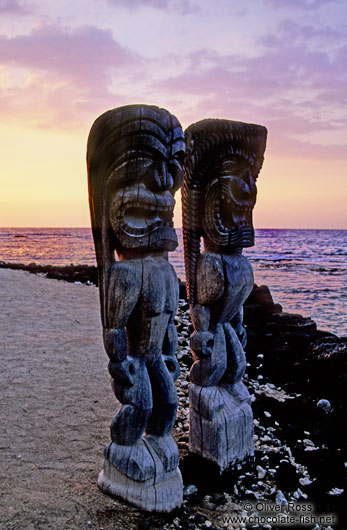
[
  {"left": 1, "top": 226, "right": 346, "bottom": 231},
  {"left": 1, "top": 226, "right": 345, "bottom": 335}
]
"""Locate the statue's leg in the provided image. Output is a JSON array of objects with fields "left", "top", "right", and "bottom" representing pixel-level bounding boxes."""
[
  {"left": 99, "top": 355, "right": 182, "bottom": 511},
  {"left": 144, "top": 356, "right": 179, "bottom": 472},
  {"left": 100, "top": 357, "right": 155, "bottom": 480},
  {"left": 110, "top": 357, "right": 152, "bottom": 446},
  {"left": 189, "top": 323, "right": 254, "bottom": 471},
  {"left": 146, "top": 356, "right": 177, "bottom": 435}
]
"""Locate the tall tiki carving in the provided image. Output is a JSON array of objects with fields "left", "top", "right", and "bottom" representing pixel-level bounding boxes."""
[
  {"left": 87, "top": 105, "right": 185, "bottom": 511},
  {"left": 182, "top": 119, "right": 267, "bottom": 471}
]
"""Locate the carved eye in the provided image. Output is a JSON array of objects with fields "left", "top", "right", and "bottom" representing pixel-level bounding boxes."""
[
  {"left": 220, "top": 160, "right": 239, "bottom": 175},
  {"left": 111, "top": 156, "right": 153, "bottom": 187}
]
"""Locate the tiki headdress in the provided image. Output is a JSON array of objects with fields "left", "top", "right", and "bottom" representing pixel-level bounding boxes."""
[
  {"left": 87, "top": 104, "right": 185, "bottom": 325},
  {"left": 182, "top": 119, "right": 267, "bottom": 304}
]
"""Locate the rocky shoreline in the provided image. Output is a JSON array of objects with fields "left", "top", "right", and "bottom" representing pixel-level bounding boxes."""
[
  {"left": 1, "top": 262, "right": 346, "bottom": 530},
  {"left": 172, "top": 293, "right": 346, "bottom": 530}
]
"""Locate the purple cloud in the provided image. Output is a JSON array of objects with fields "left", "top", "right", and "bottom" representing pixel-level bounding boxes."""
[
  {"left": 154, "top": 20, "right": 347, "bottom": 160},
  {"left": 110, "top": 0, "right": 171, "bottom": 6},
  {"left": 260, "top": 18, "right": 345, "bottom": 49},
  {"left": 0, "top": 12, "right": 345, "bottom": 162},
  {"left": 0, "top": 76, "right": 132, "bottom": 130},
  {"left": 0, "top": 22, "right": 142, "bottom": 129},
  {"left": 263, "top": 0, "right": 335, "bottom": 9},
  {"left": 107, "top": 0, "right": 198, "bottom": 14},
  {"left": 0, "top": 0, "right": 28, "bottom": 14},
  {"left": 0, "top": 23, "right": 139, "bottom": 87}
]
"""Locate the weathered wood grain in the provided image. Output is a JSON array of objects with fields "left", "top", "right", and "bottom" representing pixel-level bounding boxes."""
[
  {"left": 183, "top": 118, "right": 267, "bottom": 472},
  {"left": 87, "top": 105, "right": 185, "bottom": 511}
]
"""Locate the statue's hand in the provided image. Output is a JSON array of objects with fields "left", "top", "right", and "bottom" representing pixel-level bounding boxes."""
[
  {"left": 162, "top": 322, "right": 178, "bottom": 358},
  {"left": 190, "top": 330, "right": 214, "bottom": 359},
  {"left": 108, "top": 358, "right": 135, "bottom": 387},
  {"left": 103, "top": 328, "right": 128, "bottom": 361}
]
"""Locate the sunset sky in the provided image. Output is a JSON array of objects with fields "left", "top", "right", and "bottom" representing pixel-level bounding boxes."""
[{"left": 1, "top": 0, "right": 346, "bottom": 229}]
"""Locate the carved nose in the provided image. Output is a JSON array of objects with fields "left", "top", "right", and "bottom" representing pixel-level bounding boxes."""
[
  {"left": 149, "top": 162, "right": 174, "bottom": 191},
  {"left": 229, "top": 168, "right": 256, "bottom": 200},
  {"left": 231, "top": 178, "right": 251, "bottom": 200}
]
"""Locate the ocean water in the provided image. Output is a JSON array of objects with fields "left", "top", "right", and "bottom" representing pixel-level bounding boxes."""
[{"left": 0, "top": 227, "right": 346, "bottom": 336}]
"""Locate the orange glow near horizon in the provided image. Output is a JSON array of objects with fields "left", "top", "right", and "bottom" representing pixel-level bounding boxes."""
[
  {"left": 0, "top": 124, "right": 88, "bottom": 227},
  {"left": 1, "top": 1, "right": 346, "bottom": 230},
  {"left": 1, "top": 123, "right": 345, "bottom": 230}
]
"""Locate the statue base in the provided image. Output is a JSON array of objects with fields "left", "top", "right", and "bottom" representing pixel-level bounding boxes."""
[
  {"left": 98, "top": 437, "right": 183, "bottom": 512},
  {"left": 98, "top": 463, "right": 183, "bottom": 512},
  {"left": 189, "top": 382, "right": 254, "bottom": 472}
]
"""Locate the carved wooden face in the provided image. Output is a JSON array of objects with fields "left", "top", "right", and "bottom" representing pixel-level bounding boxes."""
[
  {"left": 108, "top": 133, "right": 184, "bottom": 252},
  {"left": 202, "top": 156, "right": 256, "bottom": 249},
  {"left": 219, "top": 158, "right": 257, "bottom": 228}
]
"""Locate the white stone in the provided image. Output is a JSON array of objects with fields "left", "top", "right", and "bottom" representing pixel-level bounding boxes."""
[
  {"left": 317, "top": 399, "right": 332, "bottom": 412},
  {"left": 327, "top": 487, "right": 344, "bottom": 496},
  {"left": 275, "top": 490, "right": 287, "bottom": 505},
  {"left": 256, "top": 465, "right": 266, "bottom": 479}
]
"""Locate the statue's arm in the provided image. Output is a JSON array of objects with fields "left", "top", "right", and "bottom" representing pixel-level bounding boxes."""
[
  {"left": 190, "top": 311, "right": 227, "bottom": 386},
  {"left": 190, "top": 303, "right": 213, "bottom": 359},
  {"left": 103, "top": 261, "right": 142, "bottom": 387},
  {"left": 162, "top": 314, "right": 178, "bottom": 358},
  {"left": 190, "top": 254, "right": 225, "bottom": 359},
  {"left": 189, "top": 254, "right": 228, "bottom": 386},
  {"left": 104, "top": 328, "right": 135, "bottom": 387}
]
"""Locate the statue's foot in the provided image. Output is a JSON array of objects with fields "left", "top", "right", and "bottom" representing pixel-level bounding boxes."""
[
  {"left": 221, "top": 380, "right": 252, "bottom": 404},
  {"left": 189, "top": 384, "right": 254, "bottom": 472},
  {"left": 98, "top": 439, "right": 183, "bottom": 512},
  {"left": 98, "top": 463, "right": 183, "bottom": 512},
  {"left": 144, "top": 434, "right": 179, "bottom": 472},
  {"left": 104, "top": 439, "right": 155, "bottom": 481}
]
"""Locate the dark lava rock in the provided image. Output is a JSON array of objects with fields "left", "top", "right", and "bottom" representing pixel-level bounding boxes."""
[
  {"left": 193, "top": 513, "right": 207, "bottom": 525},
  {"left": 179, "top": 353, "right": 194, "bottom": 369},
  {"left": 180, "top": 518, "right": 196, "bottom": 530},
  {"left": 245, "top": 284, "right": 282, "bottom": 316},
  {"left": 243, "top": 284, "right": 337, "bottom": 385},
  {"left": 138, "top": 519, "right": 152, "bottom": 530},
  {"left": 274, "top": 460, "right": 299, "bottom": 491},
  {"left": 293, "top": 336, "right": 347, "bottom": 404},
  {"left": 211, "top": 492, "right": 227, "bottom": 506},
  {"left": 0, "top": 261, "right": 98, "bottom": 285}
]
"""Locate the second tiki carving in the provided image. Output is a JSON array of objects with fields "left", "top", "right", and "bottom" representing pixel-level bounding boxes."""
[{"left": 182, "top": 119, "right": 267, "bottom": 471}]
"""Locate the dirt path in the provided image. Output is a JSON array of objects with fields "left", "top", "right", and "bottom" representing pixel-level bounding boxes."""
[{"left": 0, "top": 269, "right": 147, "bottom": 529}]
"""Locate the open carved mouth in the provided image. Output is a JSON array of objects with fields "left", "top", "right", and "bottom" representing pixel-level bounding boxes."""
[
  {"left": 110, "top": 186, "right": 175, "bottom": 237},
  {"left": 220, "top": 200, "right": 252, "bottom": 230},
  {"left": 121, "top": 203, "right": 174, "bottom": 235},
  {"left": 219, "top": 176, "right": 255, "bottom": 230},
  {"left": 203, "top": 178, "right": 255, "bottom": 248}
]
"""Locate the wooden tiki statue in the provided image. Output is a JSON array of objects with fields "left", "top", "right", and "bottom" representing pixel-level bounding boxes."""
[
  {"left": 182, "top": 119, "right": 267, "bottom": 471},
  {"left": 87, "top": 105, "right": 185, "bottom": 511}
]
